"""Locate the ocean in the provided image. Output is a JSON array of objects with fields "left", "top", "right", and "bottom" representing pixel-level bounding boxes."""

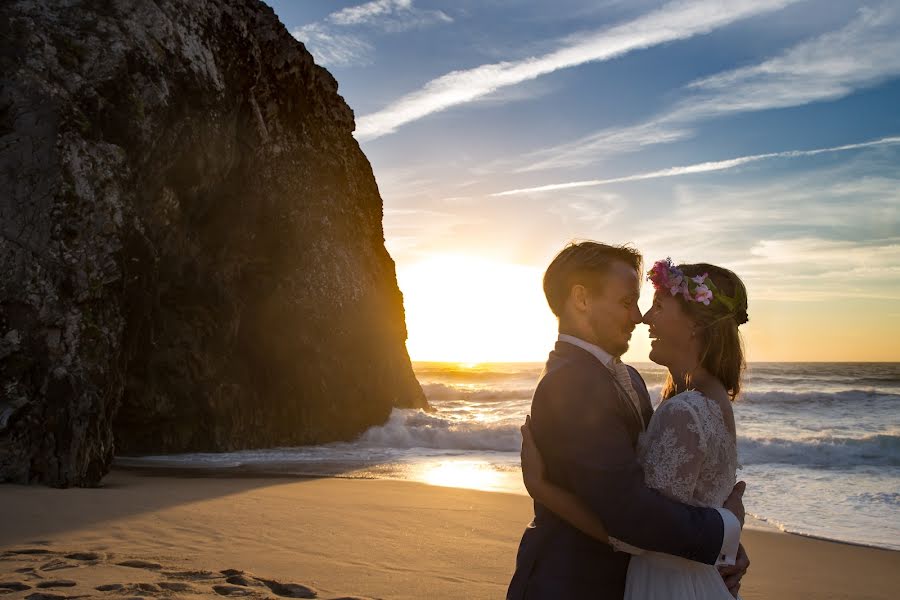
[{"left": 119, "top": 362, "right": 900, "bottom": 551}]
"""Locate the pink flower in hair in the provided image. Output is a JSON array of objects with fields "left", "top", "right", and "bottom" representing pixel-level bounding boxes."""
[
  {"left": 694, "top": 284, "right": 713, "bottom": 305},
  {"left": 649, "top": 258, "right": 720, "bottom": 306},
  {"left": 649, "top": 260, "right": 671, "bottom": 289},
  {"left": 668, "top": 274, "right": 684, "bottom": 296}
]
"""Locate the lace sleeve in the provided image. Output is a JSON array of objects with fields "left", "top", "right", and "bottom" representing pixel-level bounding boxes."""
[
  {"left": 607, "top": 396, "right": 708, "bottom": 554},
  {"left": 640, "top": 396, "right": 707, "bottom": 505}
]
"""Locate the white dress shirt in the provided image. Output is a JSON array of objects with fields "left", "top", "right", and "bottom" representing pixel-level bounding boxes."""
[{"left": 556, "top": 334, "right": 741, "bottom": 565}]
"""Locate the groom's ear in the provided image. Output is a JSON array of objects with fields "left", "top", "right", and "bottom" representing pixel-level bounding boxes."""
[{"left": 570, "top": 283, "right": 589, "bottom": 311}]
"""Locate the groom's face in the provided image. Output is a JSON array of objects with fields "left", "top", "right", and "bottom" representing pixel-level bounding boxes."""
[{"left": 585, "top": 261, "right": 643, "bottom": 357}]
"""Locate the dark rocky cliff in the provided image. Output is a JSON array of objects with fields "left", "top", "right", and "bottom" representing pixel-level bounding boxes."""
[{"left": 0, "top": 0, "right": 428, "bottom": 487}]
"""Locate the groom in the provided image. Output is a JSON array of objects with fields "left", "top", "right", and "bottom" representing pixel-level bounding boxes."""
[{"left": 507, "top": 241, "right": 748, "bottom": 599}]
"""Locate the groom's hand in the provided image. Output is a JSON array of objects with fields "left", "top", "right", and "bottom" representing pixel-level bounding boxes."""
[
  {"left": 719, "top": 543, "right": 750, "bottom": 598},
  {"left": 723, "top": 481, "right": 746, "bottom": 527}
]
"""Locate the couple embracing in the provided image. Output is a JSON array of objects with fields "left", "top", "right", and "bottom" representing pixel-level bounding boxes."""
[{"left": 508, "top": 241, "right": 751, "bottom": 599}]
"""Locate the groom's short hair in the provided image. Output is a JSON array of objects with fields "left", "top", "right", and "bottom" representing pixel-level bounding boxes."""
[{"left": 543, "top": 241, "right": 643, "bottom": 317}]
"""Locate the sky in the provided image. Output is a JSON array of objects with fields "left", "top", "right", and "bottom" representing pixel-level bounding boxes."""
[{"left": 267, "top": 0, "right": 900, "bottom": 363}]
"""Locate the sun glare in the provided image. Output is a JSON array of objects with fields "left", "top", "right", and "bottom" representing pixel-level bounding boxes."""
[
  {"left": 418, "top": 459, "right": 513, "bottom": 493},
  {"left": 396, "top": 255, "right": 558, "bottom": 363}
]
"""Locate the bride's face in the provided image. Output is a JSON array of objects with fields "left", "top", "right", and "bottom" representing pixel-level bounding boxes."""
[{"left": 643, "top": 291, "right": 698, "bottom": 368}]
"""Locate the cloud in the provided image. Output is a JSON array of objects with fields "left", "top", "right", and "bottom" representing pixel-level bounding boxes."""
[
  {"left": 330, "top": 0, "right": 414, "bottom": 26},
  {"left": 329, "top": 0, "right": 452, "bottom": 32},
  {"left": 682, "top": 5, "right": 900, "bottom": 117},
  {"left": 517, "top": 5, "right": 900, "bottom": 171},
  {"left": 292, "top": 0, "right": 452, "bottom": 67},
  {"left": 524, "top": 189, "right": 625, "bottom": 233},
  {"left": 737, "top": 237, "right": 900, "bottom": 301},
  {"left": 491, "top": 136, "right": 900, "bottom": 196},
  {"left": 355, "top": 0, "right": 797, "bottom": 140},
  {"left": 516, "top": 120, "right": 691, "bottom": 173},
  {"left": 667, "top": 176, "right": 900, "bottom": 236},
  {"left": 615, "top": 158, "right": 900, "bottom": 302},
  {"left": 292, "top": 23, "right": 374, "bottom": 67}
]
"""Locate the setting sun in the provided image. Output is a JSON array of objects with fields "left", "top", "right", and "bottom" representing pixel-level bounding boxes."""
[{"left": 396, "top": 255, "right": 557, "bottom": 363}]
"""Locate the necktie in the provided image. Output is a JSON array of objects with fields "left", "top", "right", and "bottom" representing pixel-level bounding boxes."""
[{"left": 611, "top": 358, "right": 645, "bottom": 428}]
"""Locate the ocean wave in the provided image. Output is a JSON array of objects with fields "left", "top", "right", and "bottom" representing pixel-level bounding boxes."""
[
  {"left": 739, "top": 389, "right": 898, "bottom": 405},
  {"left": 422, "top": 382, "right": 895, "bottom": 404},
  {"left": 739, "top": 434, "right": 900, "bottom": 467},
  {"left": 359, "top": 409, "right": 522, "bottom": 452},
  {"left": 850, "top": 492, "right": 900, "bottom": 507},
  {"left": 422, "top": 382, "right": 535, "bottom": 402},
  {"left": 359, "top": 410, "right": 900, "bottom": 467}
]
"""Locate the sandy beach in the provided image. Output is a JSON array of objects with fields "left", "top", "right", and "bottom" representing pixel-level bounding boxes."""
[{"left": 1, "top": 470, "right": 897, "bottom": 600}]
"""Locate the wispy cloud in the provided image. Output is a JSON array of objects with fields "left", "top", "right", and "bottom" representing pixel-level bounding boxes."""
[
  {"left": 292, "top": 23, "right": 375, "bottom": 68},
  {"left": 738, "top": 237, "right": 900, "bottom": 301},
  {"left": 329, "top": 0, "right": 451, "bottom": 31},
  {"left": 614, "top": 154, "right": 900, "bottom": 302},
  {"left": 492, "top": 136, "right": 900, "bottom": 196},
  {"left": 683, "top": 5, "right": 900, "bottom": 117},
  {"left": 355, "top": 0, "right": 797, "bottom": 140},
  {"left": 330, "top": 0, "right": 414, "bottom": 26},
  {"left": 519, "top": 5, "right": 900, "bottom": 171},
  {"left": 293, "top": 0, "right": 452, "bottom": 67}
]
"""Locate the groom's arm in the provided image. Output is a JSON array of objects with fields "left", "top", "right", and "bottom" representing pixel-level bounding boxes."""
[
  {"left": 626, "top": 365, "right": 742, "bottom": 566},
  {"left": 531, "top": 365, "right": 728, "bottom": 565}
]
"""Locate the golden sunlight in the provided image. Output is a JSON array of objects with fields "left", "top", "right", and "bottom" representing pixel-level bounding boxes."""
[
  {"left": 417, "top": 460, "right": 517, "bottom": 493},
  {"left": 396, "top": 255, "right": 558, "bottom": 362}
]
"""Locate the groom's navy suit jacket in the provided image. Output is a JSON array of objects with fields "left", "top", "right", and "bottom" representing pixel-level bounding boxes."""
[{"left": 507, "top": 341, "right": 725, "bottom": 599}]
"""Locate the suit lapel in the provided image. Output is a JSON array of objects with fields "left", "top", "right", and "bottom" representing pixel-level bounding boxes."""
[
  {"left": 609, "top": 370, "right": 647, "bottom": 431},
  {"left": 626, "top": 366, "right": 654, "bottom": 431},
  {"left": 553, "top": 342, "right": 646, "bottom": 433}
]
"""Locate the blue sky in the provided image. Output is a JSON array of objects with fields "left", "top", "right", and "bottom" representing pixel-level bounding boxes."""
[{"left": 266, "top": 0, "right": 900, "bottom": 361}]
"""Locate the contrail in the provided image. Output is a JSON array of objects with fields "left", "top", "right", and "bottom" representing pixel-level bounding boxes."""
[{"left": 492, "top": 136, "right": 900, "bottom": 196}]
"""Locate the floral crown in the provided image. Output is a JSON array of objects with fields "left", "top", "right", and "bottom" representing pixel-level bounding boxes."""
[{"left": 647, "top": 258, "right": 742, "bottom": 313}]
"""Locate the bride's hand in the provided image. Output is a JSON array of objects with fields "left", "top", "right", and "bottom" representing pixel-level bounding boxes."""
[{"left": 520, "top": 415, "right": 548, "bottom": 497}]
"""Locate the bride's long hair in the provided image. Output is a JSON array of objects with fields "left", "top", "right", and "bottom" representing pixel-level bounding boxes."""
[{"left": 660, "top": 263, "right": 749, "bottom": 402}]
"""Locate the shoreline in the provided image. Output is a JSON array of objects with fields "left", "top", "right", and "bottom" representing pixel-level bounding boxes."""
[
  {"left": 114, "top": 462, "right": 899, "bottom": 553},
  {"left": 2, "top": 469, "right": 898, "bottom": 600}
]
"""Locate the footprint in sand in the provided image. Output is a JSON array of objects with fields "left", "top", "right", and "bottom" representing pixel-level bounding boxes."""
[
  {"left": 157, "top": 581, "right": 196, "bottom": 592},
  {"left": 39, "top": 559, "right": 77, "bottom": 572},
  {"left": 213, "top": 570, "right": 316, "bottom": 598},
  {"left": 212, "top": 584, "right": 258, "bottom": 597},
  {"left": 35, "top": 580, "right": 77, "bottom": 588},
  {"left": 224, "top": 575, "right": 259, "bottom": 587},
  {"left": 65, "top": 552, "right": 103, "bottom": 562},
  {"left": 256, "top": 578, "right": 318, "bottom": 598},
  {"left": 116, "top": 559, "right": 162, "bottom": 570},
  {"left": 2, "top": 548, "right": 371, "bottom": 600},
  {"left": 162, "top": 569, "right": 221, "bottom": 580}
]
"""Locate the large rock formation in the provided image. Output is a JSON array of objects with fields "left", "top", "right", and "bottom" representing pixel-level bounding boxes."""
[{"left": 0, "top": 0, "right": 427, "bottom": 487}]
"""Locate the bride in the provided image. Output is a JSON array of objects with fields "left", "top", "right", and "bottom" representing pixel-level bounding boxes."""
[{"left": 521, "top": 258, "right": 749, "bottom": 599}]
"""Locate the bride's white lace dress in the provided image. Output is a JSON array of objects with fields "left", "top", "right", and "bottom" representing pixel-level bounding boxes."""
[{"left": 612, "top": 390, "right": 739, "bottom": 599}]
